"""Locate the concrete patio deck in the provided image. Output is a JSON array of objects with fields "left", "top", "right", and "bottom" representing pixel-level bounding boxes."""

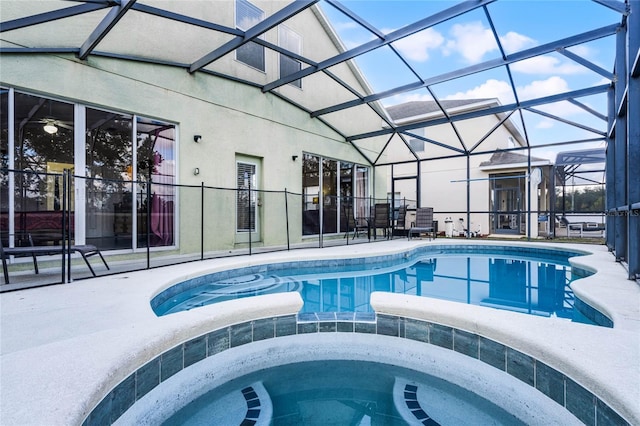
[{"left": 0, "top": 239, "right": 638, "bottom": 425}]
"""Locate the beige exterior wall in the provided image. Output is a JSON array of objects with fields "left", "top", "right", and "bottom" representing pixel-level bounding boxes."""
[{"left": 0, "top": 3, "right": 384, "bottom": 251}]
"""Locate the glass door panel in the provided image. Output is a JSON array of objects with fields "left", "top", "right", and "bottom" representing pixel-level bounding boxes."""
[
  {"left": 236, "top": 160, "right": 260, "bottom": 243},
  {"left": 136, "top": 117, "right": 176, "bottom": 248},
  {"left": 494, "top": 187, "right": 521, "bottom": 234},
  {"left": 322, "top": 158, "right": 337, "bottom": 234},
  {"left": 85, "top": 108, "right": 133, "bottom": 249},
  {"left": 339, "top": 161, "right": 353, "bottom": 234},
  {"left": 302, "top": 154, "right": 320, "bottom": 235},
  {"left": 12, "top": 94, "right": 74, "bottom": 246}
]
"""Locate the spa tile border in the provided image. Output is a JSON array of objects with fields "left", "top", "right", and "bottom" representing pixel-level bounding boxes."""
[{"left": 83, "top": 313, "right": 629, "bottom": 426}]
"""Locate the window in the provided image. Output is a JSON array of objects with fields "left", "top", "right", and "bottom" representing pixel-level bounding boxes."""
[
  {"left": 302, "top": 154, "right": 368, "bottom": 236},
  {"left": 236, "top": 162, "right": 257, "bottom": 232},
  {"left": 409, "top": 138, "right": 425, "bottom": 152},
  {"left": 236, "top": 0, "right": 265, "bottom": 71},
  {"left": 279, "top": 25, "right": 302, "bottom": 88},
  {"left": 2, "top": 89, "right": 176, "bottom": 251}
]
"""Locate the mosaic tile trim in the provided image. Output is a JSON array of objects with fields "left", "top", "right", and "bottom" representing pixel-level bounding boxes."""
[
  {"left": 241, "top": 386, "right": 261, "bottom": 425},
  {"left": 83, "top": 313, "right": 629, "bottom": 426},
  {"left": 404, "top": 383, "right": 440, "bottom": 425}
]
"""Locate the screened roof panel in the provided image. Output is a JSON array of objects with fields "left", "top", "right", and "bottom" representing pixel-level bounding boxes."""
[
  {"left": 94, "top": 13, "right": 236, "bottom": 65},
  {"left": 350, "top": 45, "right": 422, "bottom": 93},
  {"left": 0, "top": 1, "right": 75, "bottom": 20},
  {"left": 275, "top": 69, "right": 365, "bottom": 112},
  {"left": 519, "top": 108, "right": 606, "bottom": 147},
  {"left": 0, "top": 0, "right": 625, "bottom": 165},
  {"left": 381, "top": 87, "right": 433, "bottom": 110},
  {"left": 0, "top": 9, "right": 109, "bottom": 49},
  {"left": 324, "top": 0, "right": 460, "bottom": 32},
  {"left": 321, "top": 102, "right": 387, "bottom": 136},
  {"left": 382, "top": 133, "right": 419, "bottom": 164},
  {"left": 429, "top": 66, "right": 517, "bottom": 110},
  {"left": 140, "top": 0, "right": 235, "bottom": 24},
  {"left": 350, "top": 134, "right": 392, "bottom": 164},
  {"left": 486, "top": 0, "right": 622, "bottom": 54}
]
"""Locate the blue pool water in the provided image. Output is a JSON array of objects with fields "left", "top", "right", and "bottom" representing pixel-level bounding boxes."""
[
  {"left": 162, "top": 360, "right": 527, "bottom": 426},
  {"left": 153, "top": 246, "right": 593, "bottom": 324}
]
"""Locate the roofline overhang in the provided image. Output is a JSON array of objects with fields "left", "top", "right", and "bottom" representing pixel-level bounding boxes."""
[
  {"left": 479, "top": 160, "right": 551, "bottom": 171},
  {"left": 390, "top": 99, "right": 499, "bottom": 125}
]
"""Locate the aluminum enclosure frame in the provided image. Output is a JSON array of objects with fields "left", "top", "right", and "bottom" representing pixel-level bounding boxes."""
[{"left": 0, "top": 0, "right": 638, "bottom": 279}]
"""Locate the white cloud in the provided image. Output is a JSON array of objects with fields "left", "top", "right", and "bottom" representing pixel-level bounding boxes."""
[
  {"left": 441, "top": 76, "right": 585, "bottom": 117},
  {"left": 443, "top": 79, "right": 515, "bottom": 104},
  {"left": 387, "top": 76, "right": 597, "bottom": 121},
  {"left": 567, "top": 45, "right": 594, "bottom": 59},
  {"left": 440, "top": 22, "right": 538, "bottom": 64},
  {"left": 518, "top": 77, "right": 588, "bottom": 117},
  {"left": 391, "top": 27, "right": 444, "bottom": 62},
  {"left": 518, "top": 76, "right": 570, "bottom": 100},
  {"left": 442, "top": 22, "right": 497, "bottom": 63},
  {"left": 334, "top": 21, "right": 361, "bottom": 32},
  {"left": 511, "top": 56, "right": 586, "bottom": 75},
  {"left": 536, "top": 119, "right": 555, "bottom": 129},
  {"left": 499, "top": 31, "right": 536, "bottom": 53}
]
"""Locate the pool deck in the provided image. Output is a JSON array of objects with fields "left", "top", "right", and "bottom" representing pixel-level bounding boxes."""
[{"left": 0, "top": 239, "right": 638, "bottom": 425}]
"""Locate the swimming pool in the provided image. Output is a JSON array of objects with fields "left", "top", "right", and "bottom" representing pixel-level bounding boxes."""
[
  {"left": 83, "top": 243, "right": 634, "bottom": 426},
  {"left": 152, "top": 245, "right": 594, "bottom": 324}
]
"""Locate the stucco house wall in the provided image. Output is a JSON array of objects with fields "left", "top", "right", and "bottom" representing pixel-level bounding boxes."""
[{"left": 0, "top": 3, "right": 384, "bottom": 251}]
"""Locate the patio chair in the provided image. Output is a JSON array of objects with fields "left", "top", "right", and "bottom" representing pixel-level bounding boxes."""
[
  {"left": 343, "top": 204, "right": 369, "bottom": 240},
  {"left": 1, "top": 233, "right": 109, "bottom": 284},
  {"left": 393, "top": 205, "right": 408, "bottom": 238},
  {"left": 373, "top": 203, "right": 392, "bottom": 239},
  {"left": 408, "top": 207, "right": 435, "bottom": 240}
]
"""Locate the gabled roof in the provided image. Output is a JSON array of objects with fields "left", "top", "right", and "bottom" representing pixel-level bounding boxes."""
[
  {"left": 386, "top": 98, "right": 527, "bottom": 147},
  {"left": 479, "top": 150, "right": 550, "bottom": 169},
  {"left": 386, "top": 99, "right": 495, "bottom": 121}
]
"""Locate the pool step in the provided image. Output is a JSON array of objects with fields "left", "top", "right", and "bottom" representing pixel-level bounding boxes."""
[
  {"left": 239, "top": 382, "right": 273, "bottom": 426},
  {"left": 393, "top": 379, "right": 440, "bottom": 426}
]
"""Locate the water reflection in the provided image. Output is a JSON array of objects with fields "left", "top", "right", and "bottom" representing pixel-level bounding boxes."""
[{"left": 300, "top": 256, "right": 573, "bottom": 320}]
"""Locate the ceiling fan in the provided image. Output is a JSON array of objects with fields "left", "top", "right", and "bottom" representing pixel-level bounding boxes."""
[{"left": 36, "top": 117, "right": 73, "bottom": 134}]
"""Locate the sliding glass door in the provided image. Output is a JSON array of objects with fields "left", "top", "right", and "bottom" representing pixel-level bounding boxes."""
[
  {"left": 2, "top": 88, "right": 176, "bottom": 250},
  {"left": 302, "top": 153, "right": 368, "bottom": 236}
]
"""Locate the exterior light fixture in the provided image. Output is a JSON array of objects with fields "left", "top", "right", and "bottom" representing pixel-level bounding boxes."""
[
  {"left": 193, "top": 135, "right": 202, "bottom": 143},
  {"left": 193, "top": 167, "right": 200, "bottom": 176},
  {"left": 43, "top": 122, "right": 58, "bottom": 134},
  {"left": 292, "top": 155, "right": 298, "bottom": 161}
]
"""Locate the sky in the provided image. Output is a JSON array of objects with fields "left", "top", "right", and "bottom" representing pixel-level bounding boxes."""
[{"left": 317, "top": 0, "right": 624, "bottom": 161}]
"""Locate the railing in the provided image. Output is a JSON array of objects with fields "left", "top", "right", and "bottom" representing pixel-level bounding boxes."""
[
  {"left": 1, "top": 169, "right": 410, "bottom": 289},
  {"left": 1, "top": 168, "right": 608, "bottom": 290}
]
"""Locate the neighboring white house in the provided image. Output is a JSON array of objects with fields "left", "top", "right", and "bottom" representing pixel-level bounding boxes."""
[
  {"left": 384, "top": 99, "right": 551, "bottom": 238},
  {"left": 0, "top": 1, "right": 387, "bottom": 253}
]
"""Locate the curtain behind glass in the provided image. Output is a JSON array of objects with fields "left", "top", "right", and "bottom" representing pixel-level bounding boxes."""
[{"left": 136, "top": 117, "right": 176, "bottom": 247}]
